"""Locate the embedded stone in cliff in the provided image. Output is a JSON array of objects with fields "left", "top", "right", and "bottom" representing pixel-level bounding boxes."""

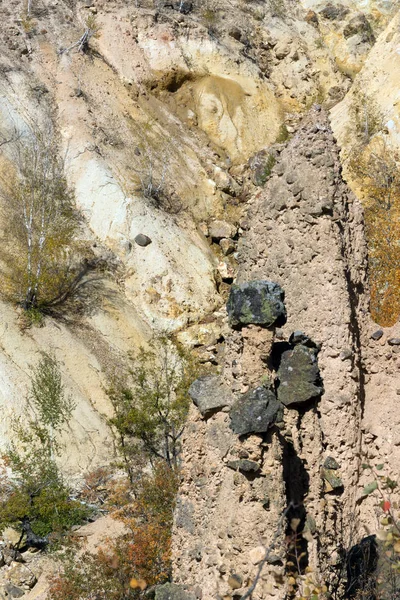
[
  {"left": 277, "top": 343, "right": 323, "bottom": 407},
  {"left": 319, "top": 3, "right": 349, "bottom": 20},
  {"left": 289, "top": 331, "right": 319, "bottom": 349},
  {"left": 229, "top": 386, "right": 282, "bottom": 436},
  {"left": 189, "top": 375, "right": 233, "bottom": 417},
  {"left": 208, "top": 219, "right": 237, "bottom": 241},
  {"left": 321, "top": 468, "right": 343, "bottom": 492},
  {"left": 370, "top": 330, "right": 383, "bottom": 341},
  {"left": 226, "top": 459, "right": 261, "bottom": 473},
  {"left": 343, "top": 14, "right": 374, "bottom": 43},
  {"left": 154, "top": 583, "right": 197, "bottom": 600},
  {"left": 323, "top": 456, "right": 340, "bottom": 470},
  {"left": 134, "top": 233, "right": 152, "bottom": 247},
  {"left": 226, "top": 280, "right": 286, "bottom": 328}
]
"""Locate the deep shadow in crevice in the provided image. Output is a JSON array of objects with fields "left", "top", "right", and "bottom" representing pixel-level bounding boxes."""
[{"left": 278, "top": 431, "right": 310, "bottom": 575}]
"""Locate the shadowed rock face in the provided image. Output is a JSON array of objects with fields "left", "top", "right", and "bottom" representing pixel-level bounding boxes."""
[
  {"left": 226, "top": 281, "right": 286, "bottom": 328},
  {"left": 229, "top": 385, "right": 282, "bottom": 435},
  {"left": 277, "top": 344, "right": 323, "bottom": 407}
]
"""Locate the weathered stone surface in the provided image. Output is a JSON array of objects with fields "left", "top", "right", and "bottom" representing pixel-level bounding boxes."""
[
  {"left": 343, "top": 14, "right": 374, "bottom": 42},
  {"left": 226, "top": 459, "right": 261, "bottom": 473},
  {"left": 228, "top": 574, "right": 243, "bottom": 590},
  {"left": 189, "top": 375, "right": 233, "bottom": 417},
  {"left": 226, "top": 280, "right": 286, "bottom": 328},
  {"left": 154, "top": 583, "right": 197, "bottom": 600},
  {"left": 277, "top": 344, "right": 323, "bottom": 406},
  {"left": 229, "top": 386, "right": 282, "bottom": 435},
  {"left": 134, "top": 233, "right": 152, "bottom": 247},
  {"left": 323, "top": 456, "right": 340, "bottom": 470},
  {"left": 219, "top": 238, "right": 236, "bottom": 256},
  {"left": 321, "top": 468, "right": 343, "bottom": 491},
  {"left": 209, "top": 220, "right": 237, "bottom": 240},
  {"left": 3, "top": 584, "right": 24, "bottom": 599},
  {"left": 2, "top": 527, "right": 24, "bottom": 549},
  {"left": 289, "top": 330, "right": 318, "bottom": 348},
  {"left": 175, "top": 498, "right": 195, "bottom": 534},
  {"left": 7, "top": 562, "right": 37, "bottom": 589},
  {"left": 371, "top": 330, "right": 383, "bottom": 341},
  {"left": 319, "top": 4, "right": 349, "bottom": 20}
]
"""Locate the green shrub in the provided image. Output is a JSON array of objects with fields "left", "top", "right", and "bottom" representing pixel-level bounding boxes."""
[
  {"left": 0, "top": 354, "right": 89, "bottom": 542},
  {"left": 108, "top": 336, "right": 194, "bottom": 479}
]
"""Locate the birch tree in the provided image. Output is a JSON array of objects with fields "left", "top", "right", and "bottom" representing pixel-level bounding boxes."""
[{"left": 0, "top": 131, "right": 79, "bottom": 316}]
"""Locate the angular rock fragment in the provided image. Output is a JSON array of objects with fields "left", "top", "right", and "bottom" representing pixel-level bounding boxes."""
[
  {"left": 388, "top": 338, "right": 400, "bottom": 346},
  {"left": 226, "top": 280, "right": 286, "bottom": 328},
  {"left": 209, "top": 219, "right": 237, "bottom": 240},
  {"left": 189, "top": 375, "right": 233, "bottom": 417},
  {"left": 277, "top": 343, "right": 323, "bottom": 406},
  {"left": 226, "top": 459, "right": 261, "bottom": 473},
  {"left": 370, "top": 330, "right": 383, "bottom": 341},
  {"left": 3, "top": 584, "right": 24, "bottom": 598},
  {"left": 229, "top": 386, "right": 282, "bottom": 435},
  {"left": 321, "top": 468, "right": 343, "bottom": 492},
  {"left": 323, "top": 456, "right": 340, "bottom": 470}
]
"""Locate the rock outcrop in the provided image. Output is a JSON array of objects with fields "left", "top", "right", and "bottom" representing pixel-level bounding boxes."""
[{"left": 171, "top": 107, "right": 369, "bottom": 599}]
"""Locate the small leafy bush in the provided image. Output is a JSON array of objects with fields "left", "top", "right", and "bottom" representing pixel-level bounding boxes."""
[
  {"left": 108, "top": 336, "right": 194, "bottom": 479},
  {"left": 49, "top": 462, "right": 179, "bottom": 599},
  {"left": 0, "top": 354, "right": 89, "bottom": 541}
]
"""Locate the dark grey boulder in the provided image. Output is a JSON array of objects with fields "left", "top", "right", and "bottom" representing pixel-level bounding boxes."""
[
  {"left": 370, "top": 330, "right": 383, "bottom": 341},
  {"left": 154, "top": 583, "right": 197, "bottom": 600},
  {"left": 4, "top": 585, "right": 24, "bottom": 599},
  {"left": 388, "top": 338, "right": 400, "bottom": 346},
  {"left": 227, "top": 459, "right": 261, "bottom": 473},
  {"left": 319, "top": 3, "right": 349, "bottom": 20},
  {"left": 343, "top": 14, "right": 374, "bottom": 42},
  {"left": 189, "top": 375, "right": 233, "bottom": 417},
  {"left": 229, "top": 386, "right": 282, "bottom": 436},
  {"left": 277, "top": 344, "right": 323, "bottom": 406},
  {"left": 134, "top": 233, "right": 152, "bottom": 247},
  {"left": 226, "top": 280, "right": 286, "bottom": 328}
]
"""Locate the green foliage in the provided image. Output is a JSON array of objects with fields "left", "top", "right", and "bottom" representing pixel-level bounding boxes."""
[
  {"left": 349, "top": 90, "right": 384, "bottom": 146},
  {"left": 49, "top": 462, "right": 179, "bottom": 600},
  {"left": 30, "top": 353, "right": 75, "bottom": 443},
  {"left": 276, "top": 124, "right": 289, "bottom": 143},
  {"left": 261, "top": 153, "right": 276, "bottom": 182},
  {"left": 0, "top": 355, "right": 88, "bottom": 540},
  {"left": 0, "top": 131, "right": 85, "bottom": 317},
  {"left": 108, "top": 337, "right": 193, "bottom": 478}
]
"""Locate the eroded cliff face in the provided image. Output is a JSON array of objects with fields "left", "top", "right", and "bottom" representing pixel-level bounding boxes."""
[
  {"left": 0, "top": 0, "right": 370, "bottom": 472},
  {"left": 0, "top": 0, "right": 400, "bottom": 596},
  {"left": 172, "top": 101, "right": 400, "bottom": 598}
]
